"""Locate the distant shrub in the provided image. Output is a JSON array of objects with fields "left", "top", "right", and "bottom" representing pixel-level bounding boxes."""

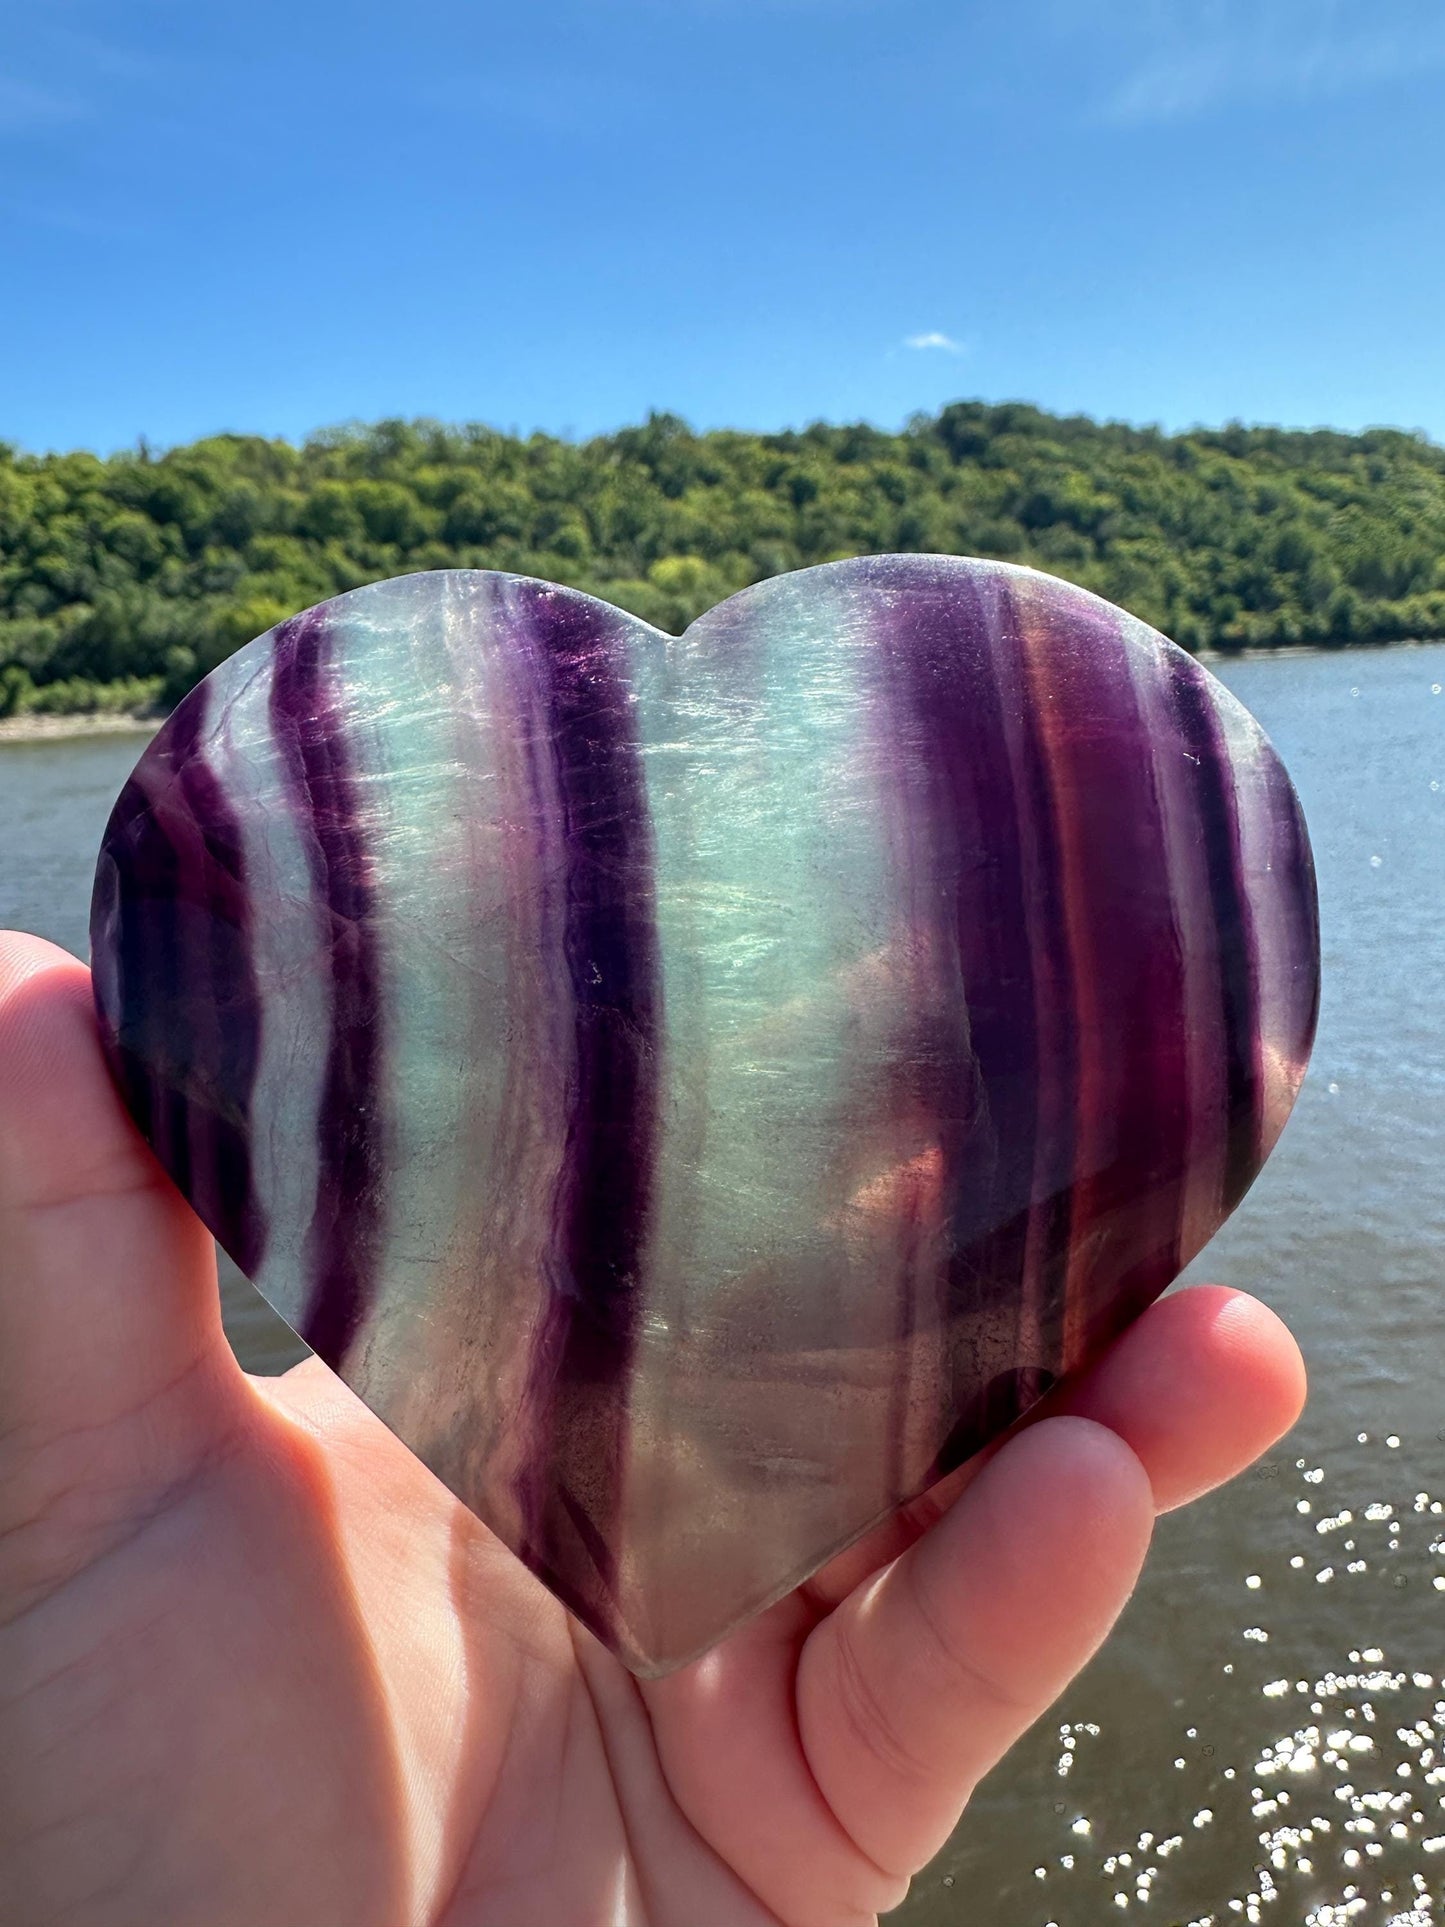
[
  {"left": 20, "top": 674, "right": 163, "bottom": 717},
  {"left": 0, "top": 665, "right": 34, "bottom": 717}
]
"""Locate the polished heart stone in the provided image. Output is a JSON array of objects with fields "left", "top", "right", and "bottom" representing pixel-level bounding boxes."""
[{"left": 90, "top": 557, "right": 1319, "bottom": 1674}]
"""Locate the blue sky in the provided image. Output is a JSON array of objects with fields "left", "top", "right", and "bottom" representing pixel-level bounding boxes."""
[{"left": 2, "top": 0, "right": 1443, "bottom": 453}]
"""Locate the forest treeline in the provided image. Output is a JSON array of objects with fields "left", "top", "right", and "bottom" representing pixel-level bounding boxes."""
[{"left": 3, "top": 401, "right": 1445, "bottom": 715}]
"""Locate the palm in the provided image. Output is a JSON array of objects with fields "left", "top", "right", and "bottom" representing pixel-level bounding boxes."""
[{"left": 0, "top": 936, "right": 1307, "bottom": 1927}]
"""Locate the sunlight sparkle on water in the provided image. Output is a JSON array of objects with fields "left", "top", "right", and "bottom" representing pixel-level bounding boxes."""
[{"left": 947, "top": 1439, "right": 1445, "bottom": 1926}]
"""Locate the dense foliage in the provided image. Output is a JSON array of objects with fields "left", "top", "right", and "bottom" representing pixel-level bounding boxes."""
[{"left": 3, "top": 402, "right": 1444, "bottom": 714}]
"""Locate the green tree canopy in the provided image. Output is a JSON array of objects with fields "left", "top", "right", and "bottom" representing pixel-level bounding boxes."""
[{"left": 3, "top": 404, "right": 1444, "bottom": 713}]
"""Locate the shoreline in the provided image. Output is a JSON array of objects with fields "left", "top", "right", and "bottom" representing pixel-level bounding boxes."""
[
  {"left": 0, "top": 712, "right": 161, "bottom": 745},
  {"left": 1194, "top": 635, "right": 1440, "bottom": 663}
]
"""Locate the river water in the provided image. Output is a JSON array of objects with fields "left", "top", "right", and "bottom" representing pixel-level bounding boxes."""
[{"left": 1, "top": 643, "right": 1441, "bottom": 1926}]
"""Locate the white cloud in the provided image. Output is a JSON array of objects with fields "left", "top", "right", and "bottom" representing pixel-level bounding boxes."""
[
  {"left": 904, "top": 331, "right": 966, "bottom": 353},
  {"left": 1089, "top": 0, "right": 1445, "bottom": 123}
]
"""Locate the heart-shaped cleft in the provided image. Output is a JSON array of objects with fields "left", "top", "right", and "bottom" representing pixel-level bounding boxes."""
[{"left": 90, "top": 557, "right": 1320, "bottom": 1674}]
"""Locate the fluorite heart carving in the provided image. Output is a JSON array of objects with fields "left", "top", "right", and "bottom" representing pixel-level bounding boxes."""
[{"left": 90, "top": 558, "right": 1319, "bottom": 1673}]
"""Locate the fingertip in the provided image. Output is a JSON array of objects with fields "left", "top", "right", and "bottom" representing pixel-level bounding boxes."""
[
  {"left": 796, "top": 1413, "right": 1156, "bottom": 1880},
  {"left": 1001, "top": 1412, "right": 1155, "bottom": 1516},
  {"left": 1199, "top": 1286, "right": 1308, "bottom": 1428},
  {"left": 0, "top": 930, "right": 154, "bottom": 1212},
  {"left": 950, "top": 1415, "right": 1155, "bottom": 1615},
  {"left": 1142, "top": 1286, "right": 1308, "bottom": 1508},
  {"left": 0, "top": 931, "right": 241, "bottom": 1572},
  {"left": 0, "top": 930, "right": 94, "bottom": 1066},
  {"left": 1046, "top": 1285, "right": 1308, "bottom": 1513},
  {"left": 0, "top": 929, "right": 84, "bottom": 983}
]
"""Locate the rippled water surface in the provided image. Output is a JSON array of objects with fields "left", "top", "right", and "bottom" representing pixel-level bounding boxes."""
[{"left": 2, "top": 642, "right": 1442, "bottom": 1925}]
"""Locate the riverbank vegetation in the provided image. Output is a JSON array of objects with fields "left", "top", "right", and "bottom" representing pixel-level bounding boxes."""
[{"left": 3, "top": 402, "right": 1444, "bottom": 713}]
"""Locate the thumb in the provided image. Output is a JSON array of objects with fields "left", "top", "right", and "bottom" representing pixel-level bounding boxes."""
[{"left": 0, "top": 932, "right": 242, "bottom": 1611}]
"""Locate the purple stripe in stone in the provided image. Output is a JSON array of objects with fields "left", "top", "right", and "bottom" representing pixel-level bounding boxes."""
[
  {"left": 268, "top": 607, "right": 386, "bottom": 1368},
  {"left": 513, "top": 586, "right": 662, "bottom": 1631},
  {"left": 90, "top": 685, "right": 266, "bottom": 1274},
  {"left": 1169, "top": 663, "right": 1264, "bottom": 1214},
  {"left": 868, "top": 558, "right": 1057, "bottom": 1472},
  {"left": 94, "top": 775, "right": 169, "bottom": 1158},
  {"left": 1035, "top": 587, "right": 1193, "bottom": 1351},
  {"left": 1260, "top": 749, "right": 1322, "bottom": 1122},
  {"left": 995, "top": 574, "right": 1078, "bottom": 1392}
]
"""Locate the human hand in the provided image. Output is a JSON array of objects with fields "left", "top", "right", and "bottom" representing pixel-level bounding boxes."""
[{"left": 0, "top": 930, "right": 1306, "bottom": 1927}]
